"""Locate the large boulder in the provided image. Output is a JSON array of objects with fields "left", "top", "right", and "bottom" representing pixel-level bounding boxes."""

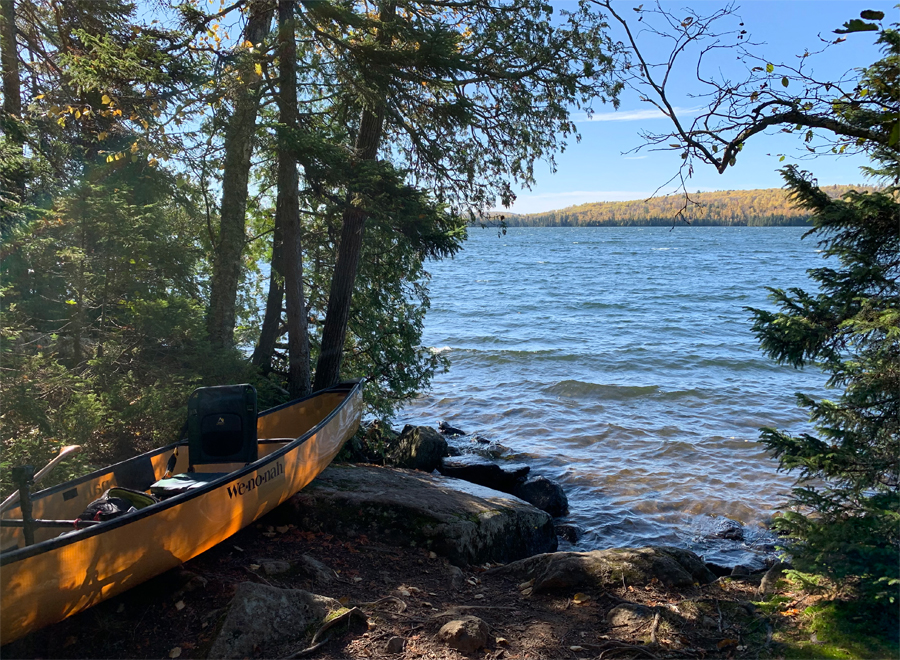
[
  {"left": 488, "top": 546, "right": 716, "bottom": 593},
  {"left": 207, "top": 582, "right": 343, "bottom": 659},
  {"left": 438, "top": 455, "right": 530, "bottom": 492},
  {"left": 387, "top": 425, "right": 448, "bottom": 472},
  {"left": 511, "top": 476, "right": 569, "bottom": 517},
  {"left": 282, "top": 464, "right": 557, "bottom": 566}
]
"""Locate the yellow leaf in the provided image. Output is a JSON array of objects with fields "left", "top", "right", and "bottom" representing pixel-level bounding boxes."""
[
  {"left": 106, "top": 154, "right": 114, "bottom": 163},
  {"left": 130, "top": 142, "right": 139, "bottom": 153},
  {"left": 74, "top": 110, "right": 81, "bottom": 119},
  {"left": 572, "top": 592, "right": 591, "bottom": 604},
  {"left": 243, "top": 40, "right": 254, "bottom": 48},
  {"left": 35, "top": 94, "right": 45, "bottom": 100},
  {"left": 254, "top": 63, "right": 263, "bottom": 75},
  {"left": 148, "top": 158, "right": 158, "bottom": 167},
  {"left": 101, "top": 94, "right": 111, "bottom": 105},
  {"left": 98, "top": 131, "right": 108, "bottom": 141}
]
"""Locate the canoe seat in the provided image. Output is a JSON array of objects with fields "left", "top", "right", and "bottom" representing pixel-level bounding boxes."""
[
  {"left": 188, "top": 384, "right": 258, "bottom": 469},
  {"left": 150, "top": 472, "right": 226, "bottom": 498}
]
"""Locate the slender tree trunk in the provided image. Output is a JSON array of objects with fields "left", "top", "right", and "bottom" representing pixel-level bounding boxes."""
[
  {"left": 206, "top": 0, "right": 273, "bottom": 348},
  {"left": 276, "top": 0, "right": 310, "bottom": 398},
  {"left": 313, "top": 2, "right": 394, "bottom": 391},
  {"left": 1, "top": 0, "right": 25, "bottom": 209},
  {"left": 251, "top": 221, "right": 284, "bottom": 369}
]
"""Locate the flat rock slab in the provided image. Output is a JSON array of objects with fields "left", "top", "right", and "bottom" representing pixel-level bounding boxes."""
[
  {"left": 489, "top": 546, "right": 716, "bottom": 593},
  {"left": 208, "top": 582, "right": 342, "bottom": 659},
  {"left": 283, "top": 464, "right": 557, "bottom": 566}
]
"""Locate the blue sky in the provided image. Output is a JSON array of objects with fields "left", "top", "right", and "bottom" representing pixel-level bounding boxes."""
[{"left": 506, "top": 0, "right": 895, "bottom": 214}]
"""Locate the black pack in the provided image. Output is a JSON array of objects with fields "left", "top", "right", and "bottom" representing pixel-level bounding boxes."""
[{"left": 77, "top": 487, "right": 158, "bottom": 524}]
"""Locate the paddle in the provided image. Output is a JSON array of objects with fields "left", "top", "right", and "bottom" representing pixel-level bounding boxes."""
[{"left": 0, "top": 445, "right": 82, "bottom": 514}]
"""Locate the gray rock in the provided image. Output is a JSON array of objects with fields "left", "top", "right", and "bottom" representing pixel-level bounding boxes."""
[
  {"left": 259, "top": 559, "right": 292, "bottom": 576},
  {"left": 287, "top": 464, "right": 557, "bottom": 566},
  {"left": 388, "top": 425, "right": 448, "bottom": 472},
  {"left": 385, "top": 636, "right": 406, "bottom": 654},
  {"left": 607, "top": 603, "right": 657, "bottom": 628},
  {"left": 438, "top": 455, "right": 530, "bottom": 492},
  {"left": 757, "top": 561, "right": 791, "bottom": 597},
  {"left": 511, "top": 476, "right": 568, "bottom": 517},
  {"left": 207, "top": 582, "right": 342, "bottom": 659},
  {"left": 731, "top": 564, "right": 751, "bottom": 577},
  {"left": 295, "top": 554, "right": 335, "bottom": 583},
  {"left": 437, "top": 616, "right": 491, "bottom": 653},
  {"left": 448, "top": 565, "right": 467, "bottom": 590},
  {"left": 488, "top": 546, "right": 716, "bottom": 593}
]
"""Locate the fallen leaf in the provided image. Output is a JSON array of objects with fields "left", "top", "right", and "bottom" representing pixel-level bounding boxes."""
[
  {"left": 573, "top": 593, "right": 591, "bottom": 604},
  {"left": 474, "top": 594, "right": 485, "bottom": 600},
  {"left": 569, "top": 646, "right": 586, "bottom": 652},
  {"left": 352, "top": 576, "right": 363, "bottom": 583},
  {"left": 276, "top": 525, "right": 290, "bottom": 534},
  {"left": 518, "top": 579, "right": 535, "bottom": 590},
  {"left": 175, "top": 600, "right": 185, "bottom": 611},
  {"left": 169, "top": 647, "right": 182, "bottom": 658},
  {"left": 717, "top": 638, "right": 739, "bottom": 649},
  {"left": 249, "top": 564, "right": 261, "bottom": 570}
]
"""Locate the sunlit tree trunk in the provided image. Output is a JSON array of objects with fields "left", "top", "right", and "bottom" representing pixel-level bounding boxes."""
[{"left": 206, "top": 0, "right": 273, "bottom": 348}]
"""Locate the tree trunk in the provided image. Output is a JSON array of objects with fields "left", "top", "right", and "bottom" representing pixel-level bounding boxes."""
[
  {"left": 205, "top": 0, "right": 273, "bottom": 348},
  {"left": 276, "top": 0, "right": 310, "bottom": 398},
  {"left": 1, "top": 0, "right": 25, "bottom": 208},
  {"left": 312, "top": 2, "right": 394, "bottom": 391},
  {"left": 251, "top": 221, "right": 284, "bottom": 369}
]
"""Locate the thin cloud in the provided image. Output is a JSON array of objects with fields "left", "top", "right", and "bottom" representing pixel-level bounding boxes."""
[{"left": 578, "top": 106, "right": 703, "bottom": 122}]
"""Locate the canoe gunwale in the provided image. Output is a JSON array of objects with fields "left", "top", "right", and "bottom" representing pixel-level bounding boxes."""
[{"left": 0, "top": 380, "right": 362, "bottom": 568}]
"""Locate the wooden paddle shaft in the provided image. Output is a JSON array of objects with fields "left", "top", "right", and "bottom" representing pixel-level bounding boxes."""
[{"left": 0, "top": 445, "right": 81, "bottom": 514}]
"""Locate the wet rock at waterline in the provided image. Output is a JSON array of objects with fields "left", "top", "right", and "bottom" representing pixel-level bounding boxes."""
[
  {"left": 554, "top": 523, "right": 584, "bottom": 544},
  {"left": 387, "top": 425, "right": 448, "bottom": 472},
  {"left": 284, "top": 464, "right": 557, "bottom": 566},
  {"left": 511, "top": 476, "right": 569, "bottom": 517},
  {"left": 489, "top": 546, "right": 716, "bottom": 593},
  {"left": 438, "top": 421, "right": 467, "bottom": 437},
  {"left": 709, "top": 518, "right": 745, "bottom": 541},
  {"left": 208, "top": 583, "right": 347, "bottom": 659},
  {"left": 438, "top": 455, "right": 530, "bottom": 492}
]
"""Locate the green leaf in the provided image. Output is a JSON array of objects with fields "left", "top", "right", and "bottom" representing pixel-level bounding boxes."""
[
  {"left": 781, "top": 77, "right": 789, "bottom": 88},
  {"left": 779, "top": 155, "right": 786, "bottom": 162},
  {"left": 859, "top": 10, "right": 884, "bottom": 20}
]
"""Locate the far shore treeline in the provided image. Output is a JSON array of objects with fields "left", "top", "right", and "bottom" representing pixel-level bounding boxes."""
[{"left": 504, "top": 185, "right": 876, "bottom": 227}]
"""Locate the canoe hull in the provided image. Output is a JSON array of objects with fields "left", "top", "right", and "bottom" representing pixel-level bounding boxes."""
[{"left": 0, "top": 382, "right": 363, "bottom": 645}]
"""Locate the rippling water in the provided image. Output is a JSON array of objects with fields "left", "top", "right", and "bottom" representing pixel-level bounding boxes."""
[{"left": 398, "top": 226, "right": 830, "bottom": 566}]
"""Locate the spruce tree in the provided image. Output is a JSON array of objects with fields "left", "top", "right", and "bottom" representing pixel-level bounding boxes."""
[{"left": 748, "top": 165, "right": 899, "bottom": 603}]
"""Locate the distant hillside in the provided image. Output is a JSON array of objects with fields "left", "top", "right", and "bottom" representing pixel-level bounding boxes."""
[{"left": 505, "top": 185, "right": 876, "bottom": 227}]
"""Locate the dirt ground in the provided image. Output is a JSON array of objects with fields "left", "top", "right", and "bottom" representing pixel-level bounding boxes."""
[{"left": 2, "top": 514, "right": 798, "bottom": 660}]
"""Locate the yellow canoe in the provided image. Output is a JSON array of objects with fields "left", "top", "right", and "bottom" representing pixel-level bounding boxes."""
[{"left": 0, "top": 380, "right": 363, "bottom": 645}]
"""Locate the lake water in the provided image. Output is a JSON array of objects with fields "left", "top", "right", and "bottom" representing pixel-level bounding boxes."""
[{"left": 398, "top": 226, "right": 830, "bottom": 567}]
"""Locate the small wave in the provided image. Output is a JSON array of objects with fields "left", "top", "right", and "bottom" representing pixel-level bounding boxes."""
[
  {"left": 545, "top": 380, "right": 659, "bottom": 400},
  {"left": 428, "top": 346, "right": 453, "bottom": 355}
]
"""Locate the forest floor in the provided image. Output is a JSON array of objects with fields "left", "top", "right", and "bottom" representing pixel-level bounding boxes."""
[{"left": 4, "top": 515, "right": 897, "bottom": 660}]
